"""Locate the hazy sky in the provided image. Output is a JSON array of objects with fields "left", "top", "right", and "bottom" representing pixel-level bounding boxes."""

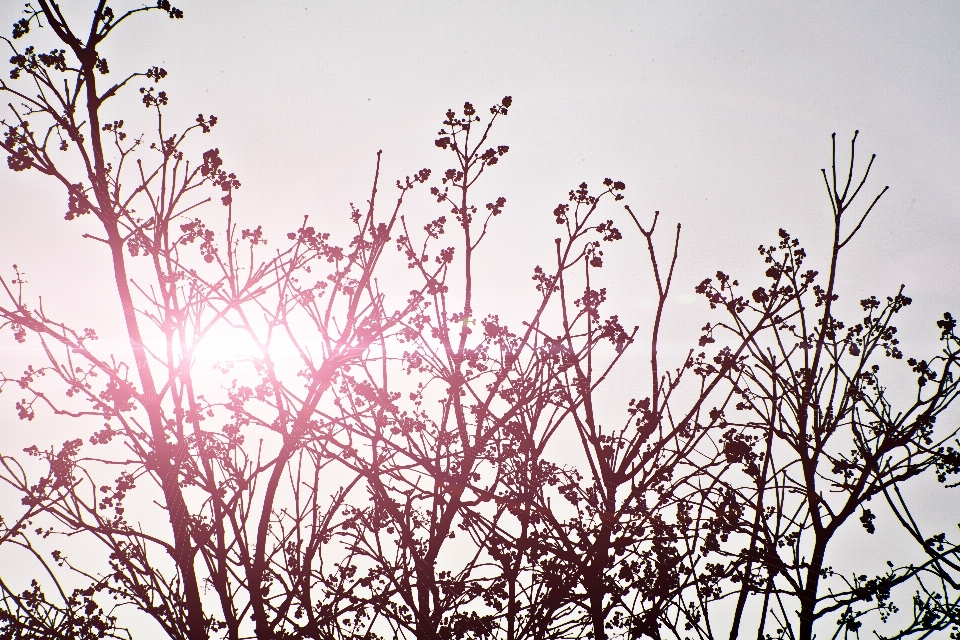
[
  {"left": 1, "top": 2, "right": 959, "bottom": 634},
  {"left": 4, "top": 1, "right": 959, "bottom": 340}
]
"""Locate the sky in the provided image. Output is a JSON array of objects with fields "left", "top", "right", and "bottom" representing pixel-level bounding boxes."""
[
  {"left": 1, "top": 1, "right": 960, "bottom": 636},
  {"left": 5, "top": 1, "right": 960, "bottom": 345}
]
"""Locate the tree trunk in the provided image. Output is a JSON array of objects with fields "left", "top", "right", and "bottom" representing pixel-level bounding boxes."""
[{"left": 798, "top": 540, "right": 826, "bottom": 640}]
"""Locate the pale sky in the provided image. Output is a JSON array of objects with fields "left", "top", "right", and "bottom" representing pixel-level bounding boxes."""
[
  {"left": 4, "top": 1, "right": 959, "bottom": 344},
  {"left": 2, "top": 2, "right": 959, "bottom": 637}
]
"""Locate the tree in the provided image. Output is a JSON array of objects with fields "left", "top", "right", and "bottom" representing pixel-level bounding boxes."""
[
  {"left": 686, "top": 136, "right": 960, "bottom": 640},
  {"left": 2, "top": 4, "right": 960, "bottom": 640}
]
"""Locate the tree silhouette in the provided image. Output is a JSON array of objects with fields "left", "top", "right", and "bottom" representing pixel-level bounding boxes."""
[
  {"left": 2, "top": 4, "right": 960, "bottom": 640},
  {"left": 686, "top": 137, "right": 960, "bottom": 640}
]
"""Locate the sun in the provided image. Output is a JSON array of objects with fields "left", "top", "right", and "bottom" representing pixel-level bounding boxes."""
[{"left": 138, "top": 322, "right": 307, "bottom": 386}]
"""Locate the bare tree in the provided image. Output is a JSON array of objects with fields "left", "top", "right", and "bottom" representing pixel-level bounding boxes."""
[
  {"left": 683, "top": 134, "right": 960, "bottom": 640},
  {"left": 2, "top": 5, "right": 960, "bottom": 640},
  {"left": 0, "top": 3, "right": 423, "bottom": 639}
]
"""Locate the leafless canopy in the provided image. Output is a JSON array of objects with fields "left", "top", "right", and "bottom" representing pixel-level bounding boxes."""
[{"left": 2, "top": 4, "right": 960, "bottom": 640}]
